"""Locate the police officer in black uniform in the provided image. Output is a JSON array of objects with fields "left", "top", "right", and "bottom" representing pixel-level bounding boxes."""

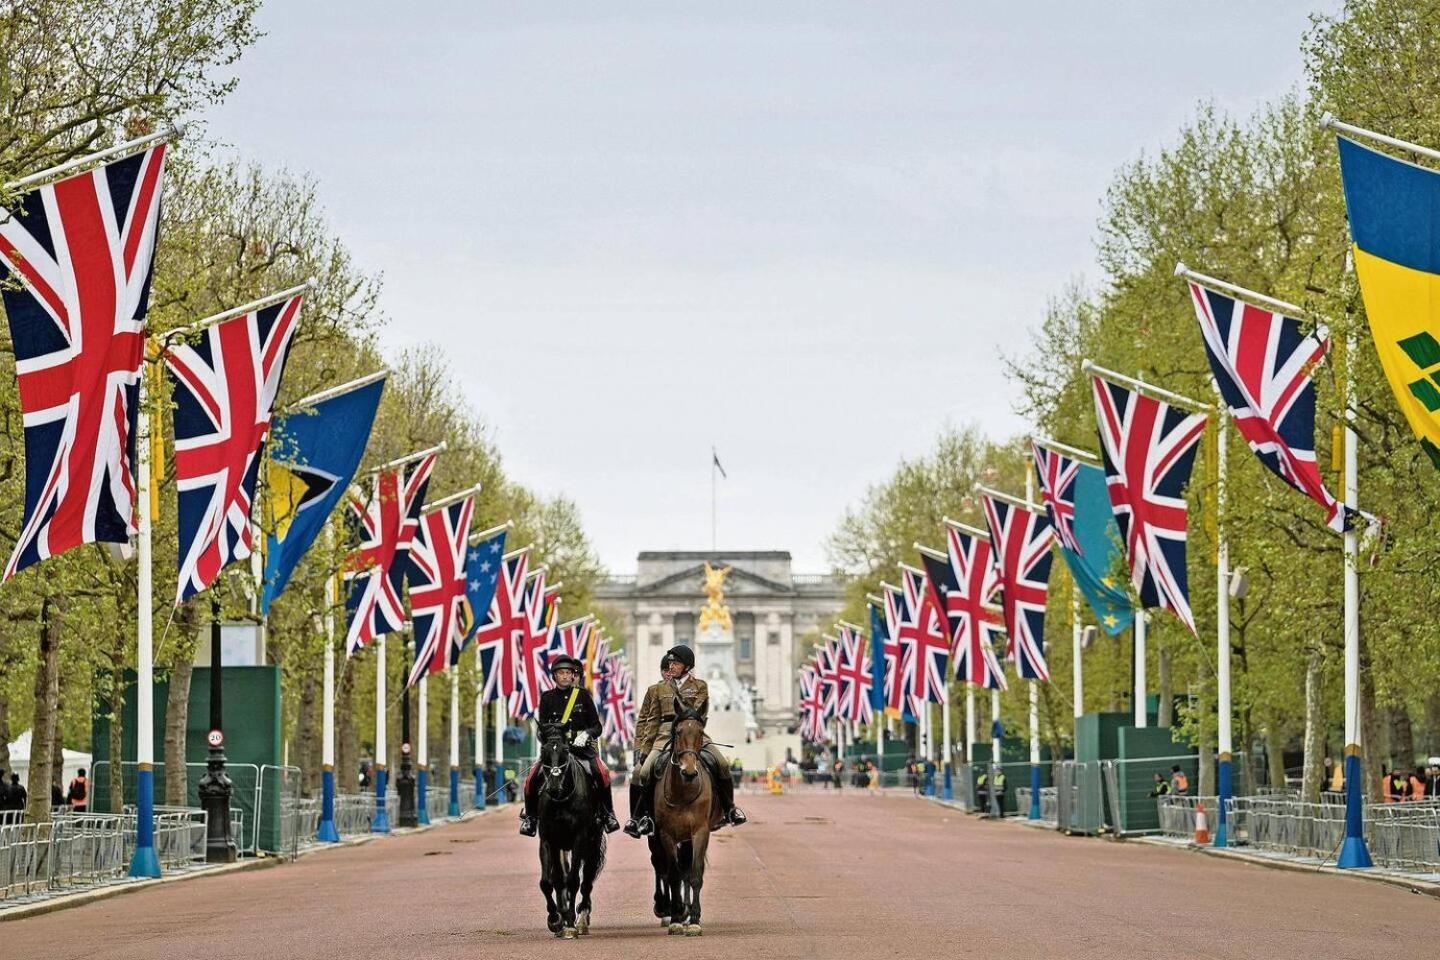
[{"left": 518, "top": 654, "right": 621, "bottom": 836}]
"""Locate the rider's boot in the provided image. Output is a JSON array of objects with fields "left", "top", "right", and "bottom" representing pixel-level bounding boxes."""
[
  {"left": 595, "top": 771, "right": 621, "bottom": 833},
  {"left": 715, "top": 771, "right": 747, "bottom": 827},
  {"left": 622, "top": 781, "right": 645, "bottom": 838},
  {"left": 518, "top": 781, "right": 539, "bottom": 837}
]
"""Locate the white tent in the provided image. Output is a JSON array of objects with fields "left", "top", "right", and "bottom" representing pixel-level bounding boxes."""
[{"left": 4, "top": 730, "right": 92, "bottom": 791}]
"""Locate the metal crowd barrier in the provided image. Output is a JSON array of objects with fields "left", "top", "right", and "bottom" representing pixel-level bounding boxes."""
[
  {"left": 1224, "top": 795, "right": 1440, "bottom": 872},
  {"left": 1156, "top": 795, "right": 1220, "bottom": 840},
  {"left": 425, "top": 786, "right": 448, "bottom": 823},
  {"left": 94, "top": 760, "right": 262, "bottom": 853},
  {"left": 1038, "top": 786, "right": 1059, "bottom": 824}
]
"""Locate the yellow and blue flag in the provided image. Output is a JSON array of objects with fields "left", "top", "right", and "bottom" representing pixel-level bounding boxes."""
[
  {"left": 261, "top": 376, "right": 384, "bottom": 612},
  {"left": 1337, "top": 134, "right": 1440, "bottom": 468}
]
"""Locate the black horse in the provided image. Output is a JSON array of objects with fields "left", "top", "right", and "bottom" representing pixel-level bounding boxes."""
[{"left": 534, "top": 723, "right": 607, "bottom": 938}]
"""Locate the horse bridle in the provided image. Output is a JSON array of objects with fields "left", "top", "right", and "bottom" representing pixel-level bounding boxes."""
[{"left": 540, "top": 738, "right": 578, "bottom": 801}]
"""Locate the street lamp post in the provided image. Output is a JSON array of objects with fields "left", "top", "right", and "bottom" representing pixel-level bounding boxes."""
[{"left": 197, "top": 592, "right": 236, "bottom": 862}]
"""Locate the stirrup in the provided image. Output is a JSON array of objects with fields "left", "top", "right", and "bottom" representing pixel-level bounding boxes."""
[
  {"left": 622, "top": 818, "right": 643, "bottom": 838},
  {"left": 727, "top": 807, "right": 748, "bottom": 826},
  {"left": 602, "top": 813, "right": 621, "bottom": 834},
  {"left": 518, "top": 815, "right": 537, "bottom": 837}
]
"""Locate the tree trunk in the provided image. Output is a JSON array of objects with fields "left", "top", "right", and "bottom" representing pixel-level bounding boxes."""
[
  {"left": 1264, "top": 725, "right": 1286, "bottom": 790},
  {"left": 1300, "top": 647, "right": 1324, "bottom": 803},
  {"left": 108, "top": 653, "right": 125, "bottom": 813},
  {"left": 26, "top": 596, "right": 60, "bottom": 822},
  {"left": 438, "top": 680, "right": 452, "bottom": 775},
  {"left": 0, "top": 683, "right": 10, "bottom": 778},
  {"left": 164, "top": 651, "right": 194, "bottom": 806},
  {"left": 1360, "top": 637, "right": 1383, "bottom": 802},
  {"left": 1424, "top": 690, "right": 1440, "bottom": 758},
  {"left": 1156, "top": 641, "right": 1173, "bottom": 728},
  {"left": 295, "top": 671, "right": 317, "bottom": 798},
  {"left": 338, "top": 659, "right": 356, "bottom": 795},
  {"left": 1392, "top": 702, "right": 1415, "bottom": 774},
  {"left": 51, "top": 696, "right": 64, "bottom": 789},
  {"left": 1239, "top": 707, "right": 1258, "bottom": 797}
]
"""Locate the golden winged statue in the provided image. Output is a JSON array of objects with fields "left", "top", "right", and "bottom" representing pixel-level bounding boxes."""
[{"left": 698, "top": 562, "right": 733, "bottom": 632}]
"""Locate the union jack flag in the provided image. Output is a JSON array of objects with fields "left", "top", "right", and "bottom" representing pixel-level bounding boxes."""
[
  {"left": 898, "top": 566, "right": 951, "bottom": 703},
  {"left": 597, "top": 652, "right": 635, "bottom": 743},
  {"left": 1031, "top": 442, "right": 1083, "bottom": 553},
  {"left": 879, "top": 586, "right": 919, "bottom": 719},
  {"left": 343, "top": 453, "right": 436, "bottom": 654},
  {"left": 813, "top": 639, "right": 843, "bottom": 720},
  {"left": 798, "top": 665, "right": 829, "bottom": 743},
  {"left": 404, "top": 496, "right": 474, "bottom": 687},
  {"left": 1187, "top": 281, "right": 1347, "bottom": 532},
  {"left": 1091, "top": 376, "right": 1208, "bottom": 634},
  {"left": 168, "top": 293, "right": 302, "bottom": 603},
  {"left": 834, "top": 624, "right": 874, "bottom": 724},
  {"left": 510, "top": 570, "right": 560, "bottom": 718},
  {"left": 0, "top": 145, "right": 166, "bottom": 578},
  {"left": 940, "top": 521, "right": 1007, "bottom": 691},
  {"left": 474, "top": 548, "right": 528, "bottom": 704},
  {"left": 981, "top": 494, "right": 1056, "bottom": 681}
]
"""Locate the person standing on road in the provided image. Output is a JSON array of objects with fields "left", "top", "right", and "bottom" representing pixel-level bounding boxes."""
[{"left": 11, "top": 774, "right": 29, "bottom": 811}]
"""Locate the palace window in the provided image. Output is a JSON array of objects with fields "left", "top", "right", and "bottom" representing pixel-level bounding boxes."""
[
  {"left": 735, "top": 612, "right": 754, "bottom": 661},
  {"left": 673, "top": 612, "right": 694, "bottom": 647}
]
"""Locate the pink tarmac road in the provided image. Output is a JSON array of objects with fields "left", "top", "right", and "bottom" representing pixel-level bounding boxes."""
[{"left": 4, "top": 788, "right": 1432, "bottom": 960}]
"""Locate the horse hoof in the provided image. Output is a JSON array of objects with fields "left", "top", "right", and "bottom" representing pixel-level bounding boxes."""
[
  {"left": 548, "top": 920, "right": 563, "bottom": 935},
  {"left": 668, "top": 922, "right": 684, "bottom": 935},
  {"left": 660, "top": 919, "right": 671, "bottom": 927},
  {"left": 685, "top": 924, "right": 703, "bottom": 937},
  {"left": 562, "top": 927, "right": 578, "bottom": 940},
  {"left": 577, "top": 912, "right": 590, "bottom": 935}
]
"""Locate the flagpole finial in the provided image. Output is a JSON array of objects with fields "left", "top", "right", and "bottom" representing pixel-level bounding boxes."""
[
  {"left": 1174, "top": 260, "right": 1189, "bottom": 278},
  {"left": 1319, "top": 111, "right": 1336, "bottom": 130}
]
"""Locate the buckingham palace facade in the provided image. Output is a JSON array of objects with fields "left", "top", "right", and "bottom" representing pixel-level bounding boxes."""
[{"left": 594, "top": 551, "right": 846, "bottom": 734}]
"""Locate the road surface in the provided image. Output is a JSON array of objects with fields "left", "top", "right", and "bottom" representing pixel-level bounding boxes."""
[{"left": 5, "top": 788, "right": 1431, "bottom": 959}]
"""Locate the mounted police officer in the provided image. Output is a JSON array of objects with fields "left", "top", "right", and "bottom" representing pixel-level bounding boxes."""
[
  {"left": 622, "top": 645, "right": 747, "bottom": 838},
  {"left": 518, "top": 654, "right": 621, "bottom": 836}
]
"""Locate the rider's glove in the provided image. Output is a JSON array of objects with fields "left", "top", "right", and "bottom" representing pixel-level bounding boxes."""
[{"left": 573, "top": 731, "right": 590, "bottom": 748}]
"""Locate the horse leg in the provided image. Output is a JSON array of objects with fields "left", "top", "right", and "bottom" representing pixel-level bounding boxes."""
[
  {"left": 559, "top": 846, "right": 582, "bottom": 937},
  {"left": 649, "top": 837, "right": 669, "bottom": 922},
  {"left": 685, "top": 830, "right": 709, "bottom": 935},
  {"left": 538, "top": 840, "right": 562, "bottom": 935},
  {"left": 576, "top": 835, "right": 599, "bottom": 935}
]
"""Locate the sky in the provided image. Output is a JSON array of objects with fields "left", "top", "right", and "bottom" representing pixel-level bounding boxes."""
[{"left": 204, "top": 1, "right": 1334, "bottom": 573}]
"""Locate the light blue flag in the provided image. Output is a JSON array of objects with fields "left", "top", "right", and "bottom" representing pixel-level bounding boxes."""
[{"left": 1062, "top": 462, "right": 1135, "bottom": 635}]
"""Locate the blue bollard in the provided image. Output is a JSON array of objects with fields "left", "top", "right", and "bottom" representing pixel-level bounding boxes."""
[
  {"left": 372, "top": 767, "right": 391, "bottom": 833},
  {"left": 474, "top": 767, "right": 486, "bottom": 809},
  {"left": 317, "top": 768, "right": 340, "bottom": 842},
  {"left": 449, "top": 768, "right": 461, "bottom": 818},
  {"left": 1028, "top": 764, "right": 1042, "bottom": 820},
  {"left": 129, "top": 766, "right": 161, "bottom": 877},
  {"left": 1337, "top": 751, "right": 1372, "bottom": 868},
  {"left": 417, "top": 768, "right": 431, "bottom": 825}
]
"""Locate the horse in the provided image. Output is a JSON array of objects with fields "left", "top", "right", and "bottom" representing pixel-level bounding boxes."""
[
  {"left": 650, "top": 696, "right": 713, "bottom": 936},
  {"left": 533, "top": 722, "right": 607, "bottom": 939}
]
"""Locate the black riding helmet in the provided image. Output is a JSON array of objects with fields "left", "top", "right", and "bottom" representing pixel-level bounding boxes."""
[
  {"left": 548, "top": 654, "right": 584, "bottom": 676},
  {"left": 660, "top": 645, "right": 694, "bottom": 672}
]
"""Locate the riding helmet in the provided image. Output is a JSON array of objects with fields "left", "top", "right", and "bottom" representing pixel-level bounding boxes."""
[
  {"left": 660, "top": 644, "right": 695, "bottom": 671},
  {"left": 548, "top": 654, "right": 584, "bottom": 675}
]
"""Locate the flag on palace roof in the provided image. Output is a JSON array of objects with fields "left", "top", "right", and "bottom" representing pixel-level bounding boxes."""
[
  {"left": 343, "top": 452, "right": 436, "bottom": 654},
  {"left": 1336, "top": 132, "right": 1440, "bottom": 470},
  {"left": 939, "top": 521, "right": 1007, "bottom": 691},
  {"left": 169, "top": 291, "right": 302, "bottom": 603},
  {"left": 0, "top": 143, "right": 166, "bottom": 579},
  {"left": 1187, "top": 280, "right": 1350, "bottom": 531},
  {"left": 405, "top": 494, "right": 474, "bottom": 687},
  {"left": 1032, "top": 445, "right": 1134, "bottom": 635},
  {"left": 1091, "top": 376, "right": 1207, "bottom": 634},
  {"left": 981, "top": 494, "right": 1055, "bottom": 682},
  {"left": 262, "top": 375, "right": 385, "bottom": 613}
]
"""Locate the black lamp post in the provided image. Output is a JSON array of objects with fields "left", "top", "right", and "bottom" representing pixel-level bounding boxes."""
[
  {"left": 197, "top": 592, "right": 237, "bottom": 862},
  {"left": 396, "top": 635, "right": 417, "bottom": 827}
]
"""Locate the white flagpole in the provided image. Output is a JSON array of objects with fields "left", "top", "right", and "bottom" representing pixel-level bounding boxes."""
[
  {"left": 1134, "top": 613, "right": 1148, "bottom": 728},
  {"left": 989, "top": 686, "right": 1002, "bottom": 816},
  {"left": 474, "top": 643, "right": 486, "bottom": 809},
  {"left": 317, "top": 553, "right": 339, "bottom": 842},
  {"left": 371, "top": 636, "right": 390, "bottom": 831},
  {"left": 417, "top": 672, "right": 430, "bottom": 825},
  {"left": 129, "top": 362, "right": 159, "bottom": 878},
  {"left": 965, "top": 686, "right": 976, "bottom": 808},
  {"left": 448, "top": 667, "right": 461, "bottom": 816},
  {"left": 1025, "top": 465, "right": 1042, "bottom": 821},
  {"left": 1071, "top": 590, "right": 1083, "bottom": 720},
  {"left": 1215, "top": 390, "right": 1232, "bottom": 846},
  {"left": 494, "top": 698, "right": 507, "bottom": 804}
]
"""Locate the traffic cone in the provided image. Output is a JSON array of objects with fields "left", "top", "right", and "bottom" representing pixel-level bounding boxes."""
[{"left": 1194, "top": 801, "right": 1211, "bottom": 845}]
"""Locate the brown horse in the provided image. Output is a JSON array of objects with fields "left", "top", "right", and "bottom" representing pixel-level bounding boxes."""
[{"left": 651, "top": 696, "right": 712, "bottom": 936}]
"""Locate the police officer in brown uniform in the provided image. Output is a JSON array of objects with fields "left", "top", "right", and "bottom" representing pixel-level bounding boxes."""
[{"left": 623, "top": 645, "right": 747, "bottom": 838}]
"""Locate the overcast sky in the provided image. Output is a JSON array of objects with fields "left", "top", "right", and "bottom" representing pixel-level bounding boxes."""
[{"left": 205, "top": 2, "right": 1332, "bottom": 573}]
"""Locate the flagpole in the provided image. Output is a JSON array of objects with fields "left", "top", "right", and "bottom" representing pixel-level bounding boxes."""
[
  {"left": 164, "top": 280, "right": 315, "bottom": 344},
  {"left": 1134, "top": 612, "right": 1148, "bottom": 728},
  {"left": 1321, "top": 111, "right": 1440, "bottom": 164},
  {"left": 1025, "top": 466, "right": 1042, "bottom": 822},
  {"left": 371, "top": 637, "right": 391, "bottom": 832},
  {"left": 365, "top": 441, "right": 448, "bottom": 478},
  {"left": 285, "top": 368, "right": 388, "bottom": 412},
  {"left": 449, "top": 667, "right": 461, "bottom": 817},
  {"left": 1071, "top": 587, "right": 1083, "bottom": 721},
  {"left": 965, "top": 687, "right": 976, "bottom": 808},
  {"left": 941, "top": 684, "right": 953, "bottom": 800},
  {"left": 494, "top": 698, "right": 507, "bottom": 804},
  {"left": 417, "top": 672, "right": 430, "bottom": 826},
  {"left": 6, "top": 125, "right": 183, "bottom": 191},
  {"left": 318, "top": 554, "right": 340, "bottom": 842},
  {"left": 129, "top": 360, "right": 160, "bottom": 878},
  {"left": 1174, "top": 262, "right": 1305, "bottom": 317},
  {"left": 474, "top": 644, "right": 487, "bottom": 809},
  {"left": 710, "top": 446, "right": 717, "bottom": 551},
  {"left": 1214, "top": 389, "right": 1232, "bottom": 847},
  {"left": 1338, "top": 305, "right": 1373, "bottom": 868},
  {"left": 1082, "top": 360, "right": 1215, "bottom": 414},
  {"left": 989, "top": 686, "right": 1002, "bottom": 817}
]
